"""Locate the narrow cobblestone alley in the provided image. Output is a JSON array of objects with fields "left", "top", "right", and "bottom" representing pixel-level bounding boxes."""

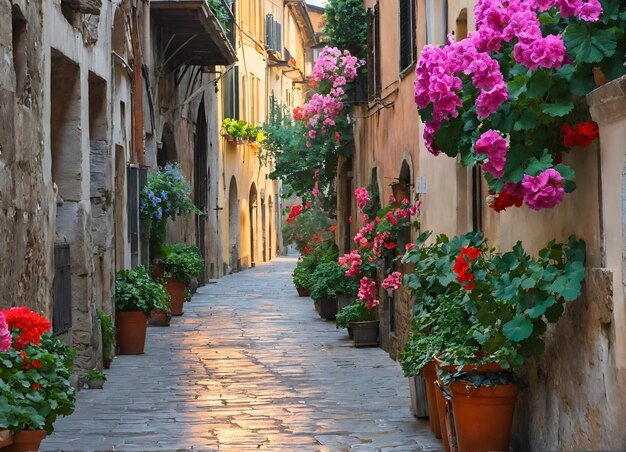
[{"left": 41, "top": 257, "right": 441, "bottom": 452}]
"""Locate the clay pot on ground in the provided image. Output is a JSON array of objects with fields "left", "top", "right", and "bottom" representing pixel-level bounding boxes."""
[
  {"left": 166, "top": 277, "right": 185, "bottom": 316},
  {"left": 151, "top": 262, "right": 166, "bottom": 280},
  {"left": 296, "top": 287, "right": 310, "bottom": 297},
  {"left": 408, "top": 375, "right": 429, "bottom": 419},
  {"left": 103, "top": 357, "right": 112, "bottom": 369},
  {"left": 450, "top": 381, "right": 519, "bottom": 452},
  {"left": 423, "top": 360, "right": 442, "bottom": 438},
  {"left": 5, "top": 430, "right": 46, "bottom": 452},
  {"left": 0, "top": 430, "right": 13, "bottom": 449},
  {"left": 115, "top": 311, "right": 147, "bottom": 355},
  {"left": 148, "top": 309, "right": 170, "bottom": 327},
  {"left": 351, "top": 320, "right": 379, "bottom": 347},
  {"left": 86, "top": 379, "right": 105, "bottom": 390},
  {"left": 316, "top": 297, "right": 338, "bottom": 320}
]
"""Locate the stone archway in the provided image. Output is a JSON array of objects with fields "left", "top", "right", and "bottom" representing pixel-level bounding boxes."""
[
  {"left": 249, "top": 183, "right": 258, "bottom": 267},
  {"left": 228, "top": 176, "right": 239, "bottom": 273}
]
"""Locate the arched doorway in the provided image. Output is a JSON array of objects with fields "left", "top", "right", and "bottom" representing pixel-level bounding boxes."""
[
  {"left": 194, "top": 100, "right": 208, "bottom": 284},
  {"left": 249, "top": 183, "right": 258, "bottom": 267},
  {"left": 228, "top": 176, "right": 239, "bottom": 272}
]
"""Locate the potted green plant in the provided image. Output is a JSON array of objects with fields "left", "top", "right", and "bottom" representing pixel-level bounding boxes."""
[
  {"left": 148, "top": 291, "right": 172, "bottom": 327},
  {"left": 310, "top": 261, "right": 359, "bottom": 320},
  {"left": 345, "top": 299, "right": 379, "bottom": 347},
  {"left": 223, "top": 118, "right": 248, "bottom": 143},
  {"left": 292, "top": 254, "right": 316, "bottom": 296},
  {"left": 244, "top": 124, "right": 259, "bottom": 143},
  {"left": 0, "top": 309, "right": 77, "bottom": 451},
  {"left": 335, "top": 301, "right": 359, "bottom": 339},
  {"left": 115, "top": 266, "right": 170, "bottom": 354},
  {"left": 402, "top": 233, "right": 586, "bottom": 452},
  {"left": 84, "top": 368, "right": 107, "bottom": 389},
  {"left": 97, "top": 310, "right": 115, "bottom": 369},
  {"left": 160, "top": 244, "right": 204, "bottom": 316}
]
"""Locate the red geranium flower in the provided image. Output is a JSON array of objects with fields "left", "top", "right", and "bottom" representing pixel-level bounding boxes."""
[
  {"left": 384, "top": 242, "right": 396, "bottom": 250},
  {"left": 489, "top": 190, "right": 523, "bottom": 213},
  {"left": 454, "top": 247, "right": 480, "bottom": 290},
  {"left": 31, "top": 383, "right": 41, "bottom": 390},
  {"left": 561, "top": 121, "right": 599, "bottom": 148},
  {"left": 1, "top": 307, "right": 51, "bottom": 349}
]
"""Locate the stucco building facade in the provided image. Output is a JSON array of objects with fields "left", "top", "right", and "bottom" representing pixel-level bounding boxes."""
[{"left": 342, "top": 1, "right": 626, "bottom": 449}]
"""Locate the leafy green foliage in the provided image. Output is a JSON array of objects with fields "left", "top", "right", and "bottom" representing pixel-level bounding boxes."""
[
  {"left": 260, "top": 103, "right": 338, "bottom": 214},
  {"left": 282, "top": 204, "right": 334, "bottom": 253},
  {"left": 402, "top": 233, "right": 587, "bottom": 374},
  {"left": 97, "top": 310, "right": 115, "bottom": 360},
  {"left": 310, "top": 262, "right": 360, "bottom": 300},
  {"left": 335, "top": 300, "right": 377, "bottom": 326},
  {"left": 206, "top": 0, "right": 230, "bottom": 30},
  {"left": 292, "top": 241, "right": 338, "bottom": 289},
  {"left": 85, "top": 368, "right": 107, "bottom": 381},
  {"left": 322, "top": 0, "right": 368, "bottom": 60},
  {"left": 161, "top": 243, "right": 205, "bottom": 286},
  {"left": 115, "top": 266, "right": 170, "bottom": 315},
  {"left": 0, "top": 335, "right": 76, "bottom": 433}
]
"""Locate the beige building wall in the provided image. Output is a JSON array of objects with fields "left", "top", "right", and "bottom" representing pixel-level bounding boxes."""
[{"left": 347, "top": 1, "right": 626, "bottom": 449}]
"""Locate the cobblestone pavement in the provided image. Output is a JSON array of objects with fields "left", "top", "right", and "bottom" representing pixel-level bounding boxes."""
[{"left": 42, "top": 256, "right": 441, "bottom": 452}]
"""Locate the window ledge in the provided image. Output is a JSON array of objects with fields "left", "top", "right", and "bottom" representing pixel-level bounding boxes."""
[{"left": 399, "top": 62, "right": 416, "bottom": 80}]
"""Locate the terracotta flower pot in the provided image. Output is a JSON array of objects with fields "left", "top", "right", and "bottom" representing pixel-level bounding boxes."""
[
  {"left": 166, "top": 277, "right": 185, "bottom": 316},
  {"left": 0, "top": 430, "right": 13, "bottom": 449},
  {"left": 450, "top": 381, "right": 519, "bottom": 452},
  {"left": 148, "top": 309, "right": 170, "bottom": 327},
  {"left": 115, "top": 310, "right": 147, "bottom": 355},
  {"left": 296, "top": 287, "right": 311, "bottom": 297},
  {"left": 351, "top": 320, "right": 379, "bottom": 347},
  {"left": 6, "top": 430, "right": 46, "bottom": 452},
  {"left": 151, "top": 262, "right": 166, "bottom": 280},
  {"left": 434, "top": 381, "right": 452, "bottom": 452},
  {"left": 423, "top": 360, "right": 442, "bottom": 439}
]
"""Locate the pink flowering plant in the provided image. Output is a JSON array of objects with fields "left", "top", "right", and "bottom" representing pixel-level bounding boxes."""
[
  {"left": 415, "top": 0, "right": 625, "bottom": 211},
  {"left": 301, "top": 47, "right": 365, "bottom": 150},
  {"left": 337, "top": 188, "right": 421, "bottom": 322}
]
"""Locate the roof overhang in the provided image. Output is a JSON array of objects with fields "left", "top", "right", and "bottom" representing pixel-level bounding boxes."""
[
  {"left": 150, "top": 0, "right": 237, "bottom": 67},
  {"left": 285, "top": 0, "right": 316, "bottom": 46}
]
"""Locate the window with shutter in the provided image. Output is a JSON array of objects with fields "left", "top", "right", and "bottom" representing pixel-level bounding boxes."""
[
  {"left": 399, "top": 0, "right": 417, "bottom": 73},
  {"left": 222, "top": 66, "right": 240, "bottom": 120},
  {"left": 367, "top": 4, "right": 381, "bottom": 100}
]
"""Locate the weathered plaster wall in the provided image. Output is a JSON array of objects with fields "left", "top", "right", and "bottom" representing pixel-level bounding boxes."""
[
  {"left": 0, "top": 0, "right": 54, "bottom": 315},
  {"left": 43, "top": 0, "right": 114, "bottom": 371}
]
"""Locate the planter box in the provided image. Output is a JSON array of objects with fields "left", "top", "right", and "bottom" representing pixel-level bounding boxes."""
[
  {"left": 409, "top": 375, "right": 429, "bottom": 418},
  {"left": 317, "top": 297, "right": 337, "bottom": 320},
  {"left": 116, "top": 311, "right": 147, "bottom": 355},
  {"left": 351, "top": 320, "right": 379, "bottom": 347},
  {"left": 296, "top": 287, "right": 311, "bottom": 297},
  {"left": 0, "top": 430, "right": 13, "bottom": 448}
]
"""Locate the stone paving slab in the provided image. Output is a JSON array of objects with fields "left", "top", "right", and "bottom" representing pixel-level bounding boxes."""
[{"left": 42, "top": 256, "right": 441, "bottom": 452}]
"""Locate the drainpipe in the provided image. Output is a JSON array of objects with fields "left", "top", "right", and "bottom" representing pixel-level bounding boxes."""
[{"left": 131, "top": 0, "right": 144, "bottom": 165}]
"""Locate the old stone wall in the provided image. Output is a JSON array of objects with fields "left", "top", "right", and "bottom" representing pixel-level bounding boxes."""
[{"left": 0, "top": 0, "right": 55, "bottom": 315}]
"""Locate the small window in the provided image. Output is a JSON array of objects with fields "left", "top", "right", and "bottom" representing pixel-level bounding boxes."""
[{"left": 399, "top": 0, "right": 417, "bottom": 72}]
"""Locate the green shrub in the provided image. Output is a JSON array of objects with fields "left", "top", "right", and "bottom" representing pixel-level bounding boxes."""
[
  {"left": 97, "top": 310, "right": 115, "bottom": 360},
  {"left": 310, "top": 261, "right": 359, "bottom": 300}
]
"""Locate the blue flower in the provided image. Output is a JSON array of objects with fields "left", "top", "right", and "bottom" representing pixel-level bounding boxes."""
[
  {"left": 165, "top": 163, "right": 173, "bottom": 172},
  {"left": 157, "top": 207, "right": 163, "bottom": 220},
  {"left": 148, "top": 190, "right": 155, "bottom": 198},
  {"left": 161, "top": 191, "right": 168, "bottom": 200},
  {"left": 152, "top": 198, "right": 158, "bottom": 207}
]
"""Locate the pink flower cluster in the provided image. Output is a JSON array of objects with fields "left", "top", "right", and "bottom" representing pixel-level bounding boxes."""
[
  {"left": 0, "top": 312, "right": 11, "bottom": 352},
  {"left": 302, "top": 47, "right": 365, "bottom": 147},
  {"left": 521, "top": 168, "right": 565, "bottom": 210},
  {"left": 358, "top": 277, "right": 379, "bottom": 309},
  {"left": 382, "top": 272, "right": 402, "bottom": 291},
  {"left": 414, "top": 38, "right": 508, "bottom": 154},
  {"left": 339, "top": 250, "right": 363, "bottom": 276},
  {"left": 474, "top": 130, "right": 508, "bottom": 178},
  {"left": 354, "top": 221, "right": 375, "bottom": 249},
  {"left": 354, "top": 187, "right": 370, "bottom": 209},
  {"left": 474, "top": 0, "right": 600, "bottom": 71}
]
